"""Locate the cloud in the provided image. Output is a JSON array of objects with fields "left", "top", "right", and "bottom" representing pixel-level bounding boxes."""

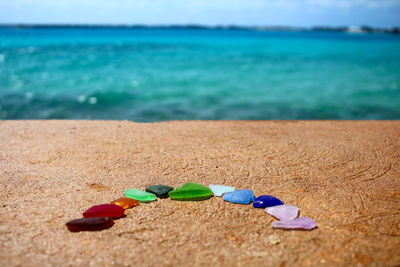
[
  {"left": 305, "top": 0, "right": 400, "bottom": 9},
  {"left": 1, "top": 0, "right": 400, "bottom": 26},
  {"left": 2, "top": 0, "right": 400, "bottom": 9}
]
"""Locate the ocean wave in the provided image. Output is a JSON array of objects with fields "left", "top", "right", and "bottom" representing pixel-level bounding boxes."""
[{"left": 1, "top": 91, "right": 399, "bottom": 120}]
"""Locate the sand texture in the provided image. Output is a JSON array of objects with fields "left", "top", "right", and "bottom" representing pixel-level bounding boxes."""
[{"left": 1, "top": 120, "right": 400, "bottom": 266}]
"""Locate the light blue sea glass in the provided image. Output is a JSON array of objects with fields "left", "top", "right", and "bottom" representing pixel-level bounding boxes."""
[{"left": 209, "top": 184, "right": 235, "bottom": 197}]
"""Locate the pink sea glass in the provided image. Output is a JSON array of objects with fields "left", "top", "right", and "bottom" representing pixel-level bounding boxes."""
[
  {"left": 264, "top": 205, "right": 299, "bottom": 221},
  {"left": 271, "top": 217, "right": 317, "bottom": 230}
]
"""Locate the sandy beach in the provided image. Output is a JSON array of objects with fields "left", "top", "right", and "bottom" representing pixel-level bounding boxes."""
[{"left": 0, "top": 120, "right": 399, "bottom": 266}]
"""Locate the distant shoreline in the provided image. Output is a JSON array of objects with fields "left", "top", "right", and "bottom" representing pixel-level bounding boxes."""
[{"left": 1, "top": 24, "right": 399, "bottom": 35}]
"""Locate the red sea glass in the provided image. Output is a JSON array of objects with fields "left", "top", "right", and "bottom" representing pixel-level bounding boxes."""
[
  {"left": 66, "top": 217, "right": 114, "bottom": 232},
  {"left": 83, "top": 204, "right": 125, "bottom": 218}
]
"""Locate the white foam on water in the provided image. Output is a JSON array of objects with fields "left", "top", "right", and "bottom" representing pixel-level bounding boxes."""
[{"left": 88, "top": 97, "right": 97, "bottom": 104}]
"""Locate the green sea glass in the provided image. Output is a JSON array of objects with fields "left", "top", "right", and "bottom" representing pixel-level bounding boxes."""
[
  {"left": 124, "top": 188, "right": 156, "bottom": 202},
  {"left": 146, "top": 185, "right": 173, "bottom": 199},
  {"left": 168, "top": 182, "right": 213, "bottom": 201}
]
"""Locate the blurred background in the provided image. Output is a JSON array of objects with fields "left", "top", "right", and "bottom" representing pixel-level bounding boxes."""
[{"left": 0, "top": 0, "right": 399, "bottom": 121}]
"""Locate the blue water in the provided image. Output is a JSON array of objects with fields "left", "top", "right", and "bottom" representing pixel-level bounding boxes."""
[{"left": 1, "top": 28, "right": 400, "bottom": 120}]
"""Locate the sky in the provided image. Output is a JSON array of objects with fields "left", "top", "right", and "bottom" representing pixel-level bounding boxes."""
[{"left": 1, "top": 0, "right": 400, "bottom": 28}]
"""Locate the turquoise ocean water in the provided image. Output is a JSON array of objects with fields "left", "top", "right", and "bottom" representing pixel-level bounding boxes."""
[{"left": 1, "top": 28, "right": 399, "bottom": 120}]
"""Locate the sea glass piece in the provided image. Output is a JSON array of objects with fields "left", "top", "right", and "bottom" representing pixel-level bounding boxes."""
[
  {"left": 146, "top": 185, "right": 174, "bottom": 198},
  {"left": 209, "top": 184, "right": 235, "bottom": 197},
  {"left": 253, "top": 195, "right": 284, "bottom": 208},
  {"left": 111, "top": 197, "right": 139, "bottom": 209},
  {"left": 271, "top": 217, "right": 317, "bottom": 230},
  {"left": 222, "top": 189, "right": 255, "bottom": 204},
  {"left": 66, "top": 217, "right": 114, "bottom": 232},
  {"left": 125, "top": 188, "right": 157, "bottom": 202},
  {"left": 83, "top": 204, "right": 125, "bottom": 218},
  {"left": 168, "top": 182, "right": 213, "bottom": 201},
  {"left": 265, "top": 205, "right": 299, "bottom": 221}
]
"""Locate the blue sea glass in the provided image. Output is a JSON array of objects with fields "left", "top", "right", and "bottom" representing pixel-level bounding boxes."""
[
  {"left": 222, "top": 189, "right": 255, "bottom": 204},
  {"left": 253, "top": 195, "right": 283, "bottom": 208}
]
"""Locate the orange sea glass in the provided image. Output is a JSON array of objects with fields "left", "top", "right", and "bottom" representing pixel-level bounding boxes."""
[{"left": 111, "top": 197, "right": 139, "bottom": 209}]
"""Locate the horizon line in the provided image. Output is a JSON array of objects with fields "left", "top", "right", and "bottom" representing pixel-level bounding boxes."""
[{"left": 0, "top": 23, "right": 399, "bottom": 30}]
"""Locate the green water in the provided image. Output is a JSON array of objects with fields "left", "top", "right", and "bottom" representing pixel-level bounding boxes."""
[{"left": 1, "top": 28, "right": 399, "bottom": 120}]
